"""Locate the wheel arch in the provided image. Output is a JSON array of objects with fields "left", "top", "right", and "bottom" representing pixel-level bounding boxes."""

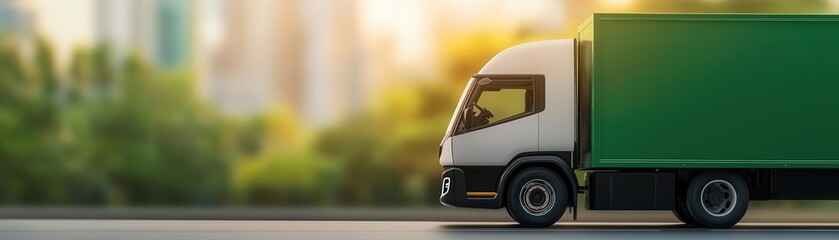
[{"left": 497, "top": 154, "right": 578, "bottom": 207}]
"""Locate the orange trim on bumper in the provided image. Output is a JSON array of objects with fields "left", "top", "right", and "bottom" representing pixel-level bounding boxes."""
[{"left": 466, "top": 192, "right": 497, "bottom": 198}]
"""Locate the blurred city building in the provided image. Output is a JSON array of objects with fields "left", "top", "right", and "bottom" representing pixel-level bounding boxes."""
[
  {"left": 203, "top": 0, "right": 304, "bottom": 115},
  {"left": 95, "top": 0, "right": 193, "bottom": 69},
  {"left": 0, "top": 0, "right": 32, "bottom": 37},
  {"left": 205, "top": 0, "right": 372, "bottom": 124},
  {"left": 15, "top": 0, "right": 839, "bottom": 125},
  {"left": 299, "top": 0, "right": 365, "bottom": 124},
  {"left": 12, "top": 0, "right": 591, "bottom": 125},
  {"left": 17, "top": 0, "right": 585, "bottom": 124}
]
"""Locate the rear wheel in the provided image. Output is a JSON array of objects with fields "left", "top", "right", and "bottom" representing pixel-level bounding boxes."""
[
  {"left": 673, "top": 182, "right": 697, "bottom": 225},
  {"left": 672, "top": 198, "right": 696, "bottom": 224},
  {"left": 684, "top": 171, "right": 749, "bottom": 228},
  {"left": 505, "top": 167, "right": 568, "bottom": 227}
]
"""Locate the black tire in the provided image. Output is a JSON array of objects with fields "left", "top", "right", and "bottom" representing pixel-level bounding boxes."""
[
  {"left": 672, "top": 198, "right": 696, "bottom": 225},
  {"left": 505, "top": 167, "right": 568, "bottom": 228},
  {"left": 684, "top": 171, "right": 749, "bottom": 228},
  {"left": 673, "top": 183, "right": 697, "bottom": 225}
]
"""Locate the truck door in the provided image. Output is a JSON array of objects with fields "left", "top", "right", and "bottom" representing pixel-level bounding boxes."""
[{"left": 451, "top": 75, "right": 543, "bottom": 166}]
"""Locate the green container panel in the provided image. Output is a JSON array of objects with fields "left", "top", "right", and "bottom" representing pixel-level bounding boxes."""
[{"left": 578, "top": 13, "right": 839, "bottom": 169}]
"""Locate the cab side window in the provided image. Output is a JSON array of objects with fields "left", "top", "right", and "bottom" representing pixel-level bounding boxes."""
[{"left": 460, "top": 77, "right": 541, "bottom": 133}]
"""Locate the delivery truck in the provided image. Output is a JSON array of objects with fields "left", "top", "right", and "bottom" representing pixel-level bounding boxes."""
[{"left": 438, "top": 13, "right": 839, "bottom": 228}]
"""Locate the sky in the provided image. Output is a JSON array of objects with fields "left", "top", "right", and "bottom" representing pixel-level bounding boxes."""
[
  {"left": 21, "top": 0, "right": 94, "bottom": 67},
  {"left": 19, "top": 0, "right": 567, "bottom": 69}
]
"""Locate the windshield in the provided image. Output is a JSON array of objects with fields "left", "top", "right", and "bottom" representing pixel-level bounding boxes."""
[{"left": 442, "top": 78, "right": 475, "bottom": 144}]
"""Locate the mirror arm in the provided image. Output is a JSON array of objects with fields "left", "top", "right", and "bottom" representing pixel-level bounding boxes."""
[{"left": 461, "top": 107, "right": 471, "bottom": 129}]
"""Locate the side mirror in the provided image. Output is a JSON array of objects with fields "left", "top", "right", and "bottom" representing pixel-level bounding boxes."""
[{"left": 462, "top": 107, "right": 472, "bottom": 129}]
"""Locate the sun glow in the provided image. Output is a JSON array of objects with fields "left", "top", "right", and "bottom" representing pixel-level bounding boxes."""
[{"left": 600, "top": 0, "right": 634, "bottom": 8}]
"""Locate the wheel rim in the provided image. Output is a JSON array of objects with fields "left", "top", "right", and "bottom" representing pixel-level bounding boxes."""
[
  {"left": 519, "top": 179, "right": 555, "bottom": 216},
  {"left": 700, "top": 179, "right": 737, "bottom": 217}
]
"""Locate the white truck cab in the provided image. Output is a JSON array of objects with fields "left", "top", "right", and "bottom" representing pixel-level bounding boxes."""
[{"left": 439, "top": 40, "right": 577, "bottom": 226}]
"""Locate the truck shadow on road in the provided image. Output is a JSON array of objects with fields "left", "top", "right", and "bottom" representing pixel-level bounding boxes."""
[{"left": 441, "top": 223, "right": 839, "bottom": 231}]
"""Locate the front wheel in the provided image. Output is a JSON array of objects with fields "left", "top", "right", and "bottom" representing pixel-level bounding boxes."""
[
  {"left": 505, "top": 167, "right": 568, "bottom": 227},
  {"left": 684, "top": 171, "right": 749, "bottom": 228}
]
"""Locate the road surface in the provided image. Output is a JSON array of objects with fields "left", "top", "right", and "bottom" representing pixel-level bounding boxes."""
[{"left": 4, "top": 220, "right": 839, "bottom": 240}]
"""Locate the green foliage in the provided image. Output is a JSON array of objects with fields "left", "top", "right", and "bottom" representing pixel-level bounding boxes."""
[
  {"left": 0, "top": 36, "right": 236, "bottom": 206},
  {"left": 0, "top": 27, "right": 523, "bottom": 207},
  {"left": 0, "top": 36, "right": 65, "bottom": 204},
  {"left": 305, "top": 85, "right": 459, "bottom": 206},
  {"left": 230, "top": 85, "right": 459, "bottom": 206}
]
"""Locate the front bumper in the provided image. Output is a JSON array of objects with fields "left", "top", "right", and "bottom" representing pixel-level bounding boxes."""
[{"left": 439, "top": 167, "right": 502, "bottom": 209}]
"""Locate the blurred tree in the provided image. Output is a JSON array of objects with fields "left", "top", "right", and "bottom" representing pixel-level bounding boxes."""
[
  {"left": 303, "top": 84, "right": 461, "bottom": 206},
  {"left": 0, "top": 35, "right": 239, "bottom": 206},
  {"left": 0, "top": 36, "right": 68, "bottom": 204}
]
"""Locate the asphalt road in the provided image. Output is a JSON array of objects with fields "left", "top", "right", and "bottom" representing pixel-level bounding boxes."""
[{"left": 5, "top": 220, "right": 839, "bottom": 240}]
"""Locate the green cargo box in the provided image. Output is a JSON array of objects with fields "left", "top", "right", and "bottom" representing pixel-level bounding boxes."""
[{"left": 577, "top": 13, "right": 839, "bottom": 169}]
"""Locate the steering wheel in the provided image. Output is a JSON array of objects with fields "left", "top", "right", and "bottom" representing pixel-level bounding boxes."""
[
  {"left": 472, "top": 103, "right": 494, "bottom": 127},
  {"left": 474, "top": 103, "right": 494, "bottom": 119}
]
